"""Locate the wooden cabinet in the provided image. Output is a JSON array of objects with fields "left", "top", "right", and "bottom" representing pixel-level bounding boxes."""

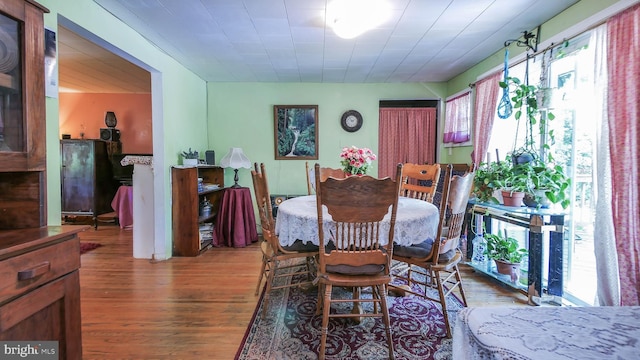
[
  {"left": 172, "top": 166, "right": 225, "bottom": 256},
  {"left": 0, "top": 0, "right": 49, "bottom": 230},
  {"left": 0, "top": 226, "right": 85, "bottom": 360},
  {"left": 0, "top": 2, "right": 82, "bottom": 356},
  {"left": 61, "top": 139, "right": 118, "bottom": 227}
]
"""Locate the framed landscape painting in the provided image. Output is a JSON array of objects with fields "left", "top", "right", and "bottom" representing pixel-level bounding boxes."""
[{"left": 274, "top": 105, "right": 318, "bottom": 160}]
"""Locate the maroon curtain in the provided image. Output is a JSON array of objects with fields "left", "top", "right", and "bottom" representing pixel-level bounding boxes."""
[
  {"left": 607, "top": 3, "right": 640, "bottom": 306},
  {"left": 471, "top": 71, "right": 502, "bottom": 166},
  {"left": 378, "top": 107, "right": 437, "bottom": 179}
]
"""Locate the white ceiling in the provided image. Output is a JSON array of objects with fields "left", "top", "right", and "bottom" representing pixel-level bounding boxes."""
[
  {"left": 59, "top": 0, "right": 581, "bottom": 92},
  {"left": 58, "top": 26, "right": 151, "bottom": 93}
]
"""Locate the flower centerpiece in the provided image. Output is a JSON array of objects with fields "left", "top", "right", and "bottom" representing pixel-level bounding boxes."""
[{"left": 340, "top": 146, "right": 377, "bottom": 175}]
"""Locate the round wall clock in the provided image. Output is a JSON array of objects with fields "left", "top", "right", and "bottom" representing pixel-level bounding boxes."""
[{"left": 341, "top": 110, "right": 363, "bottom": 132}]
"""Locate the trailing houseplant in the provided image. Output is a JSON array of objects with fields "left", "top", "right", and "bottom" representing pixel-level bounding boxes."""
[
  {"left": 519, "top": 159, "right": 571, "bottom": 209},
  {"left": 499, "top": 76, "right": 557, "bottom": 152},
  {"left": 472, "top": 160, "right": 512, "bottom": 204},
  {"left": 495, "top": 74, "right": 571, "bottom": 209},
  {"left": 482, "top": 158, "right": 531, "bottom": 207}
]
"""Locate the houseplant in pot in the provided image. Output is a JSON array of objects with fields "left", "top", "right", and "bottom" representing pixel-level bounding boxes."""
[
  {"left": 493, "top": 162, "right": 530, "bottom": 207},
  {"left": 499, "top": 75, "right": 558, "bottom": 168},
  {"left": 182, "top": 148, "right": 199, "bottom": 166},
  {"left": 499, "top": 76, "right": 570, "bottom": 210},
  {"left": 499, "top": 76, "right": 556, "bottom": 148},
  {"left": 472, "top": 160, "right": 511, "bottom": 204},
  {"left": 484, "top": 230, "right": 528, "bottom": 282},
  {"left": 521, "top": 160, "right": 571, "bottom": 209}
]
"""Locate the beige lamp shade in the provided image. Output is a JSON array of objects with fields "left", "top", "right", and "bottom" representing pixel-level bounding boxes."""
[{"left": 220, "top": 147, "right": 251, "bottom": 169}]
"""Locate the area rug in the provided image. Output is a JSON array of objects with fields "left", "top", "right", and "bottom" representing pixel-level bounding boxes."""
[
  {"left": 235, "top": 266, "right": 461, "bottom": 360},
  {"left": 80, "top": 242, "right": 102, "bottom": 255}
]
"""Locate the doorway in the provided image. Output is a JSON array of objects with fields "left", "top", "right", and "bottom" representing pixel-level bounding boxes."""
[
  {"left": 378, "top": 100, "right": 439, "bottom": 178},
  {"left": 56, "top": 19, "right": 160, "bottom": 256}
]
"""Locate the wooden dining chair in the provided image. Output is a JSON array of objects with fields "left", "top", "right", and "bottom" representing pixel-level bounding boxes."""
[
  {"left": 306, "top": 161, "right": 347, "bottom": 195},
  {"left": 251, "top": 163, "right": 319, "bottom": 318},
  {"left": 399, "top": 163, "right": 442, "bottom": 202},
  {"left": 391, "top": 164, "right": 475, "bottom": 338},
  {"left": 314, "top": 163, "right": 403, "bottom": 360},
  {"left": 432, "top": 163, "right": 476, "bottom": 210}
]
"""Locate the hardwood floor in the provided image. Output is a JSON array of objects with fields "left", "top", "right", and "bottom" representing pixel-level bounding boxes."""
[{"left": 78, "top": 224, "right": 527, "bottom": 359}]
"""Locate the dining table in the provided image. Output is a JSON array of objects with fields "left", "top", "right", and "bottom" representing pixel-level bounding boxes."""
[{"left": 275, "top": 195, "right": 440, "bottom": 247}]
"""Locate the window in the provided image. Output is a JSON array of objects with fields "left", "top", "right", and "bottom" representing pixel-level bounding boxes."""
[
  {"left": 485, "top": 31, "right": 598, "bottom": 305},
  {"left": 443, "top": 91, "right": 471, "bottom": 147}
]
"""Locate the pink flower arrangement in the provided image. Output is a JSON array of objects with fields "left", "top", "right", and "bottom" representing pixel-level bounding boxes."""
[{"left": 339, "top": 146, "right": 377, "bottom": 175}]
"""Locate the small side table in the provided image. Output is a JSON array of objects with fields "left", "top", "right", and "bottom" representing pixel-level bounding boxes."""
[{"left": 214, "top": 187, "right": 258, "bottom": 247}]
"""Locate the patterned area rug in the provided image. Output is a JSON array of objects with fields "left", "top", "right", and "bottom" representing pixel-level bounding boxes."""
[
  {"left": 236, "top": 267, "right": 461, "bottom": 360},
  {"left": 80, "top": 242, "right": 102, "bottom": 255}
]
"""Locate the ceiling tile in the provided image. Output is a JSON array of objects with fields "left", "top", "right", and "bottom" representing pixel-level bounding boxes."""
[{"left": 62, "top": 0, "right": 582, "bottom": 91}]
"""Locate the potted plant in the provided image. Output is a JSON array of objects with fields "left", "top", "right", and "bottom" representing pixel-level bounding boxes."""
[
  {"left": 499, "top": 76, "right": 559, "bottom": 168},
  {"left": 520, "top": 160, "right": 571, "bottom": 209},
  {"left": 493, "top": 161, "right": 530, "bottom": 207},
  {"left": 484, "top": 230, "right": 528, "bottom": 282},
  {"left": 182, "top": 148, "right": 199, "bottom": 166},
  {"left": 472, "top": 160, "right": 511, "bottom": 204},
  {"left": 499, "top": 76, "right": 556, "bottom": 144}
]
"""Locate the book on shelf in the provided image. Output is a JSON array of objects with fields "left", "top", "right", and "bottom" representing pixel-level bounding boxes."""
[{"left": 199, "top": 223, "right": 214, "bottom": 243}]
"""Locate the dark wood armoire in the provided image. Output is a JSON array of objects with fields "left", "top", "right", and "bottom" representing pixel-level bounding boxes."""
[{"left": 61, "top": 139, "right": 117, "bottom": 227}]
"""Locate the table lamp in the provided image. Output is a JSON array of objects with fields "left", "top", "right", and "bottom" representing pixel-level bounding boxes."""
[{"left": 220, "top": 147, "right": 251, "bottom": 188}]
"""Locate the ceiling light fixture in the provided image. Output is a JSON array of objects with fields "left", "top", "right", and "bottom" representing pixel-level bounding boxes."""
[{"left": 327, "top": 0, "right": 390, "bottom": 39}]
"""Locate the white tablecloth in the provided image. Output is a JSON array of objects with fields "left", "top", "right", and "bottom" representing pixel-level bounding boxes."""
[
  {"left": 275, "top": 195, "right": 439, "bottom": 247},
  {"left": 453, "top": 306, "right": 640, "bottom": 360}
]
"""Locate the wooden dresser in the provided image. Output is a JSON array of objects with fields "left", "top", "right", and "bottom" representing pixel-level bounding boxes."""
[{"left": 0, "top": 226, "right": 85, "bottom": 359}]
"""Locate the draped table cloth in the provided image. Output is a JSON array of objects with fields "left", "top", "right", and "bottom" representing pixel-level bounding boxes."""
[
  {"left": 275, "top": 195, "right": 439, "bottom": 247},
  {"left": 111, "top": 185, "right": 133, "bottom": 229},
  {"left": 214, "top": 187, "right": 258, "bottom": 248},
  {"left": 453, "top": 306, "right": 640, "bottom": 360}
]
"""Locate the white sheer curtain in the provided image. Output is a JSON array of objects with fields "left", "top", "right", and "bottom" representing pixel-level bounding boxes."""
[
  {"left": 588, "top": 24, "right": 620, "bottom": 306},
  {"left": 444, "top": 91, "right": 471, "bottom": 144}
]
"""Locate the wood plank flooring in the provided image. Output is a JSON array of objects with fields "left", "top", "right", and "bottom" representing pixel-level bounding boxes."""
[{"left": 78, "top": 224, "right": 527, "bottom": 359}]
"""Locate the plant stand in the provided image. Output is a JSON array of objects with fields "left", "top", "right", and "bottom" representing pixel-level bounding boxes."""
[{"left": 465, "top": 200, "right": 567, "bottom": 306}]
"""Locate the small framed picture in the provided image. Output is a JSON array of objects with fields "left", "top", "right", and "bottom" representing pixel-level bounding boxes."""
[{"left": 274, "top": 105, "right": 318, "bottom": 160}]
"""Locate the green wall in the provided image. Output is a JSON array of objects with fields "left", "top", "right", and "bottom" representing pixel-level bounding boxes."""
[
  {"left": 41, "top": 0, "right": 208, "bottom": 258},
  {"left": 207, "top": 82, "right": 447, "bottom": 195}
]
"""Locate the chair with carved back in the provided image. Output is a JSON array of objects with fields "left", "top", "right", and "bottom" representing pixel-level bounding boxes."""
[
  {"left": 431, "top": 163, "right": 476, "bottom": 236},
  {"left": 314, "top": 163, "right": 403, "bottom": 360},
  {"left": 306, "top": 161, "right": 347, "bottom": 195},
  {"left": 432, "top": 163, "right": 476, "bottom": 211},
  {"left": 399, "top": 163, "right": 442, "bottom": 202},
  {"left": 251, "top": 163, "right": 319, "bottom": 318},
  {"left": 391, "top": 164, "right": 475, "bottom": 338}
]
